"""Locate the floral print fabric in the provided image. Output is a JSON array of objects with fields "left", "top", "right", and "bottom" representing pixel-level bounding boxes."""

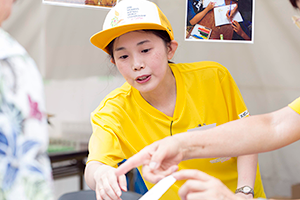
[{"left": 0, "top": 28, "right": 54, "bottom": 200}]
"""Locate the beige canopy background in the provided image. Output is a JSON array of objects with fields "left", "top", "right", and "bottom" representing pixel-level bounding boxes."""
[{"left": 3, "top": 0, "right": 300, "bottom": 198}]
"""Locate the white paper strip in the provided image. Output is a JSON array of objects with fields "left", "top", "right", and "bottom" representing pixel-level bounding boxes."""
[{"left": 139, "top": 175, "right": 176, "bottom": 200}]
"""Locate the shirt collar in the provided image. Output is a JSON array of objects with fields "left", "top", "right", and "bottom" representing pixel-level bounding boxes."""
[{"left": 0, "top": 28, "right": 26, "bottom": 60}]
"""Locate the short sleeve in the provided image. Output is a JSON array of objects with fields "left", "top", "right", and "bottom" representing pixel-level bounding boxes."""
[
  {"left": 219, "top": 68, "right": 249, "bottom": 120},
  {"left": 87, "top": 110, "right": 126, "bottom": 167}
]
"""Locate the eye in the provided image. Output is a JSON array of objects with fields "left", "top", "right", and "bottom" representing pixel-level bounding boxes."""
[
  {"left": 141, "top": 48, "right": 151, "bottom": 53},
  {"left": 119, "top": 55, "right": 128, "bottom": 59}
]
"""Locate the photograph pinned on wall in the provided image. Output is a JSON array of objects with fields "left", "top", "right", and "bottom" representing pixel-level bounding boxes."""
[
  {"left": 185, "top": 0, "right": 255, "bottom": 43},
  {"left": 43, "top": 0, "right": 118, "bottom": 9}
]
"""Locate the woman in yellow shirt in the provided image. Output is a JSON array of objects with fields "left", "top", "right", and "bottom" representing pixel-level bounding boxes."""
[
  {"left": 84, "top": 0, "right": 266, "bottom": 199},
  {"left": 116, "top": 0, "right": 300, "bottom": 196}
]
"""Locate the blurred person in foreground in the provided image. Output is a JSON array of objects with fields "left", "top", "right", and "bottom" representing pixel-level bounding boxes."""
[{"left": 0, "top": 0, "right": 54, "bottom": 199}]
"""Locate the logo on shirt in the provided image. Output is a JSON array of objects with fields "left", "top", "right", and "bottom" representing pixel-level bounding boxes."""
[
  {"left": 193, "top": 0, "right": 203, "bottom": 12},
  {"left": 239, "top": 110, "right": 249, "bottom": 119}
]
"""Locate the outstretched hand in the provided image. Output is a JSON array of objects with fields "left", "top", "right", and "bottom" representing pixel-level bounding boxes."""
[
  {"left": 173, "top": 170, "right": 241, "bottom": 200},
  {"left": 115, "top": 136, "right": 184, "bottom": 183}
]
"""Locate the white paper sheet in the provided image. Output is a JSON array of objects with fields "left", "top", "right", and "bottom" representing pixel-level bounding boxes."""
[
  {"left": 203, "top": 0, "right": 225, "bottom": 8},
  {"left": 139, "top": 175, "right": 176, "bottom": 200},
  {"left": 214, "top": 4, "right": 243, "bottom": 27}
]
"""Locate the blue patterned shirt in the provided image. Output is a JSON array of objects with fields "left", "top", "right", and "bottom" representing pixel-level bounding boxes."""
[{"left": 0, "top": 28, "right": 54, "bottom": 200}]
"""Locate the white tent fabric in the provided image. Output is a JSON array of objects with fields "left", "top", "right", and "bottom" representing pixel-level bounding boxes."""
[{"left": 2, "top": 0, "right": 300, "bottom": 198}]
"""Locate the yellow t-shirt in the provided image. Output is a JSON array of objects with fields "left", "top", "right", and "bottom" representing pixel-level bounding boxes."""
[
  {"left": 87, "top": 61, "right": 266, "bottom": 199},
  {"left": 288, "top": 97, "right": 300, "bottom": 115}
]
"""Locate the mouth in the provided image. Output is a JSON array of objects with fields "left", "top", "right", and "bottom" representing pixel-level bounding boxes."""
[{"left": 136, "top": 75, "right": 151, "bottom": 83}]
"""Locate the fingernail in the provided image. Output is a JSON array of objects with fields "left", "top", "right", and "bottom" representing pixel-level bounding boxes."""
[
  {"left": 117, "top": 191, "right": 122, "bottom": 196},
  {"left": 149, "top": 162, "right": 157, "bottom": 169}
]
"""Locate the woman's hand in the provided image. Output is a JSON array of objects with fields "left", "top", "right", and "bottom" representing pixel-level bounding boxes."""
[
  {"left": 115, "top": 136, "right": 183, "bottom": 183},
  {"left": 173, "top": 170, "right": 243, "bottom": 200},
  {"left": 93, "top": 164, "right": 127, "bottom": 200}
]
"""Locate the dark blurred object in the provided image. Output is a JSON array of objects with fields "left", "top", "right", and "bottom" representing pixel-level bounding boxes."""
[
  {"left": 48, "top": 137, "right": 88, "bottom": 190},
  {"left": 46, "top": 113, "right": 55, "bottom": 126},
  {"left": 49, "top": 145, "right": 88, "bottom": 190},
  {"left": 58, "top": 190, "right": 142, "bottom": 200}
]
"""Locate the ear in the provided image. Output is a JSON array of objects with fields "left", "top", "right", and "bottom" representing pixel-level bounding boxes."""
[
  {"left": 110, "top": 58, "right": 115, "bottom": 64},
  {"left": 167, "top": 40, "right": 178, "bottom": 60}
]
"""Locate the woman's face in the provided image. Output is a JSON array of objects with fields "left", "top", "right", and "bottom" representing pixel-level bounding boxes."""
[
  {"left": 111, "top": 31, "right": 177, "bottom": 94},
  {"left": 0, "top": 0, "right": 14, "bottom": 26},
  {"left": 297, "top": 0, "right": 300, "bottom": 9}
]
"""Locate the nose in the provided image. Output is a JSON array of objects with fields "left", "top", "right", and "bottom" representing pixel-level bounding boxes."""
[
  {"left": 132, "top": 57, "right": 145, "bottom": 71},
  {"left": 133, "top": 65, "right": 145, "bottom": 71}
]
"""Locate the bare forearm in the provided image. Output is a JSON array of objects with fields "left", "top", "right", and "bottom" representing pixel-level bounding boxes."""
[
  {"left": 174, "top": 114, "right": 274, "bottom": 159},
  {"left": 84, "top": 161, "right": 104, "bottom": 190},
  {"left": 237, "top": 154, "right": 257, "bottom": 189},
  {"left": 189, "top": 7, "right": 210, "bottom": 25},
  {"left": 174, "top": 107, "right": 300, "bottom": 159}
]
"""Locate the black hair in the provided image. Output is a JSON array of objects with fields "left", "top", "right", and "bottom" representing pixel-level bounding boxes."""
[
  {"left": 107, "top": 30, "right": 172, "bottom": 62},
  {"left": 290, "top": 0, "right": 299, "bottom": 8}
]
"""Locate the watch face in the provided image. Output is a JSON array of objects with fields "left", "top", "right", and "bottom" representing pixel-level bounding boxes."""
[{"left": 243, "top": 187, "right": 251, "bottom": 193}]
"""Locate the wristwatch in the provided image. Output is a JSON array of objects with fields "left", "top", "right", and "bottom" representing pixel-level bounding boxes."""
[{"left": 235, "top": 186, "right": 254, "bottom": 197}]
